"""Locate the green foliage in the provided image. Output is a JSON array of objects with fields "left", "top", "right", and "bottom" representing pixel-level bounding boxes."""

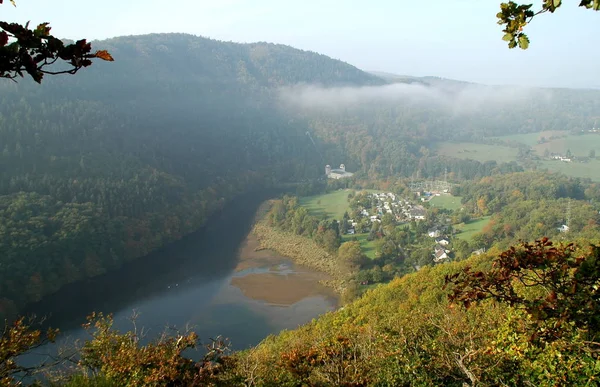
[
  {"left": 497, "top": 1, "right": 599, "bottom": 49},
  {"left": 0, "top": 33, "right": 383, "bottom": 320},
  {"left": 337, "top": 240, "right": 365, "bottom": 270},
  {"left": 5, "top": 238, "right": 600, "bottom": 385},
  {"left": 267, "top": 195, "right": 341, "bottom": 254}
]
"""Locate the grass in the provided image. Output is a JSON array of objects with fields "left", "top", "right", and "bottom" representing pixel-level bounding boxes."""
[
  {"left": 300, "top": 190, "right": 352, "bottom": 221},
  {"left": 436, "top": 133, "right": 600, "bottom": 181},
  {"left": 455, "top": 216, "right": 491, "bottom": 242},
  {"left": 435, "top": 142, "right": 519, "bottom": 163},
  {"left": 538, "top": 159, "right": 600, "bottom": 181},
  {"left": 428, "top": 195, "right": 463, "bottom": 211},
  {"left": 342, "top": 233, "right": 378, "bottom": 259},
  {"left": 530, "top": 134, "right": 600, "bottom": 158},
  {"left": 494, "top": 130, "right": 568, "bottom": 147}
]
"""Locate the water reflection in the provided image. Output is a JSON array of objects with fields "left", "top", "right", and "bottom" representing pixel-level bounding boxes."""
[{"left": 23, "top": 191, "right": 337, "bottom": 353}]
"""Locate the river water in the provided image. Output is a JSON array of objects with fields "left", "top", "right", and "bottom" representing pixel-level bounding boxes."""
[{"left": 23, "top": 192, "right": 338, "bottom": 355}]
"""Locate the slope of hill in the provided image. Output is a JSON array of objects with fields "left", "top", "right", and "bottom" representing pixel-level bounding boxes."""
[
  {"left": 2, "top": 32, "right": 600, "bottom": 320},
  {"left": 0, "top": 34, "right": 383, "bottom": 319},
  {"left": 226, "top": 244, "right": 599, "bottom": 386}
]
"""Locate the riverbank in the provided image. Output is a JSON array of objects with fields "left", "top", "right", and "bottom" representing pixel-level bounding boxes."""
[{"left": 251, "top": 201, "right": 349, "bottom": 295}]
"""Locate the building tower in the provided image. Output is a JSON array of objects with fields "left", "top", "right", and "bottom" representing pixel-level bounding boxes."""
[
  {"left": 340, "top": 164, "right": 346, "bottom": 172},
  {"left": 325, "top": 165, "right": 332, "bottom": 176}
]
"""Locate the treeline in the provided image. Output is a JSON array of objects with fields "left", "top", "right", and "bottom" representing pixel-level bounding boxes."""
[
  {"left": 454, "top": 171, "right": 588, "bottom": 212},
  {"left": 471, "top": 198, "right": 600, "bottom": 249},
  {"left": 1, "top": 34, "right": 387, "bottom": 320},
  {"left": 288, "top": 80, "right": 600, "bottom": 179},
  {"left": 266, "top": 195, "right": 342, "bottom": 254},
  {"left": 453, "top": 171, "right": 600, "bottom": 249}
]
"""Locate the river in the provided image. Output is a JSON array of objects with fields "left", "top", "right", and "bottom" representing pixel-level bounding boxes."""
[{"left": 23, "top": 191, "right": 338, "bottom": 356}]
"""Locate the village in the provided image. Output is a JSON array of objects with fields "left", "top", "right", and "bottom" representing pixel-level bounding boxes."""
[{"left": 346, "top": 191, "right": 454, "bottom": 264}]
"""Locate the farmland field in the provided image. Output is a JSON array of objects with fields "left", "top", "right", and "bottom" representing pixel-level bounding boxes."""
[
  {"left": 495, "top": 132, "right": 600, "bottom": 159},
  {"left": 530, "top": 134, "right": 600, "bottom": 158},
  {"left": 538, "top": 159, "right": 600, "bottom": 181},
  {"left": 455, "top": 216, "right": 491, "bottom": 242},
  {"left": 300, "top": 189, "right": 352, "bottom": 221},
  {"left": 494, "top": 130, "right": 568, "bottom": 147},
  {"left": 435, "top": 142, "right": 518, "bottom": 163},
  {"left": 428, "top": 195, "right": 463, "bottom": 211}
]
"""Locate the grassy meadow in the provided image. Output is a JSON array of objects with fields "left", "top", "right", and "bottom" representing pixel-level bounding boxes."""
[
  {"left": 299, "top": 189, "right": 352, "bottom": 221},
  {"left": 537, "top": 159, "right": 600, "bottom": 181},
  {"left": 455, "top": 216, "right": 491, "bottom": 242},
  {"left": 436, "top": 133, "right": 600, "bottom": 181},
  {"left": 494, "top": 130, "right": 568, "bottom": 146},
  {"left": 428, "top": 195, "right": 463, "bottom": 211},
  {"left": 435, "top": 142, "right": 519, "bottom": 163}
]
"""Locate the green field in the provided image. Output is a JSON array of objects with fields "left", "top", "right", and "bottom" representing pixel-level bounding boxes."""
[
  {"left": 342, "top": 233, "right": 378, "bottom": 259},
  {"left": 532, "top": 134, "right": 600, "bottom": 158},
  {"left": 495, "top": 132, "right": 600, "bottom": 159},
  {"left": 455, "top": 216, "right": 491, "bottom": 242},
  {"left": 494, "top": 130, "right": 568, "bottom": 147},
  {"left": 299, "top": 190, "right": 352, "bottom": 221},
  {"left": 428, "top": 195, "right": 463, "bottom": 211},
  {"left": 436, "top": 142, "right": 519, "bottom": 163},
  {"left": 538, "top": 159, "right": 600, "bottom": 181}
]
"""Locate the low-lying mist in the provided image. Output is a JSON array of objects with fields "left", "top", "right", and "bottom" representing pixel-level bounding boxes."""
[{"left": 277, "top": 81, "right": 553, "bottom": 116}]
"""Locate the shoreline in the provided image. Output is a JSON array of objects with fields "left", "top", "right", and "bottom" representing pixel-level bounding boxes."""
[
  {"left": 250, "top": 201, "right": 348, "bottom": 295},
  {"left": 233, "top": 231, "right": 339, "bottom": 306}
]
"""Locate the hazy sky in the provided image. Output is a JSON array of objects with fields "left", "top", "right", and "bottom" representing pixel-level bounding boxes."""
[{"left": 3, "top": 1, "right": 598, "bottom": 88}]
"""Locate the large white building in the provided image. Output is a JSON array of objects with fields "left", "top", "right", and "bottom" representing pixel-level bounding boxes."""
[{"left": 325, "top": 164, "right": 354, "bottom": 179}]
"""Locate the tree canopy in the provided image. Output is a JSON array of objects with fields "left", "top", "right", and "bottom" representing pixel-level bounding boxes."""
[{"left": 0, "top": 0, "right": 113, "bottom": 83}]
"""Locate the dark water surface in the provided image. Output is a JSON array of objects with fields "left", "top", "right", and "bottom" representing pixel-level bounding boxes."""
[{"left": 23, "top": 191, "right": 337, "bottom": 354}]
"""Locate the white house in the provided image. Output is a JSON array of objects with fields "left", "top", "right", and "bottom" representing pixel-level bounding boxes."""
[
  {"left": 436, "top": 237, "right": 450, "bottom": 246},
  {"left": 428, "top": 229, "right": 441, "bottom": 238},
  {"left": 433, "top": 249, "right": 449, "bottom": 263}
]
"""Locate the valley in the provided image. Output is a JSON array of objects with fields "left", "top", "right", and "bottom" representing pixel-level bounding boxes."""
[{"left": 0, "top": 14, "right": 599, "bottom": 384}]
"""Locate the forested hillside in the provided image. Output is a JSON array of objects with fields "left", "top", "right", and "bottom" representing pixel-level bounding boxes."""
[
  {"left": 2, "top": 32, "right": 600, "bottom": 320},
  {"left": 0, "top": 34, "right": 383, "bottom": 319},
  {"left": 280, "top": 76, "right": 600, "bottom": 180}
]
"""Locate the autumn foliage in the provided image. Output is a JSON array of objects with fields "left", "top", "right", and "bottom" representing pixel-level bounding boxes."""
[
  {"left": 0, "top": 0, "right": 113, "bottom": 83},
  {"left": 445, "top": 238, "right": 600, "bottom": 345},
  {"left": 0, "top": 317, "right": 57, "bottom": 386},
  {"left": 77, "top": 313, "right": 235, "bottom": 386}
]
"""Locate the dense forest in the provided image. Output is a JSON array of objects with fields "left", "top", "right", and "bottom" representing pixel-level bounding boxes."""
[
  {"left": 0, "top": 34, "right": 382, "bottom": 319},
  {"left": 3, "top": 33, "right": 600, "bottom": 321}
]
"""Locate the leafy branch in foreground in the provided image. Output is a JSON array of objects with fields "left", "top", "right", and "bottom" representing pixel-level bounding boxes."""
[
  {"left": 497, "top": 1, "right": 599, "bottom": 49},
  {"left": 0, "top": 0, "right": 113, "bottom": 83},
  {"left": 0, "top": 317, "right": 59, "bottom": 386},
  {"left": 445, "top": 237, "right": 600, "bottom": 345}
]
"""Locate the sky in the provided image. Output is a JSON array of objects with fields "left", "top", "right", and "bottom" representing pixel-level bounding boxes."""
[{"left": 3, "top": 0, "right": 599, "bottom": 88}]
